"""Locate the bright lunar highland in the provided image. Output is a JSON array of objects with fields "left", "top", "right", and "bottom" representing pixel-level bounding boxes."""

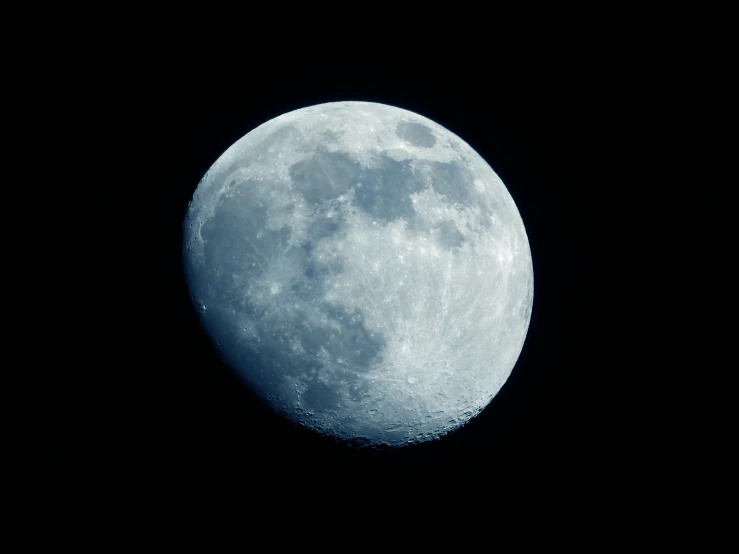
[{"left": 183, "top": 101, "right": 533, "bottom": 448}]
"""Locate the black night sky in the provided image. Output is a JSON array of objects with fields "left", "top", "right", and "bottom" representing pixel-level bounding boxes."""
[{"left": 96, "top": 39, "right": 672, "bottom": 518}]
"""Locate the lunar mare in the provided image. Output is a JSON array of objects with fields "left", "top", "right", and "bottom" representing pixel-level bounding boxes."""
[{"left": 183, "top": 101, "right": 533, "bottom": 447}]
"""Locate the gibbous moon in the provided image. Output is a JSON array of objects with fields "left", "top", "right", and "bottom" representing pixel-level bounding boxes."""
[{"left": 183, "top": 101, "right": 533, "bottom": 447}]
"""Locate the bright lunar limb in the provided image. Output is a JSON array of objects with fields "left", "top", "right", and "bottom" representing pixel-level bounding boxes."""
[{"left": 183, "top": 101, "right": 533, "bottom": 448}]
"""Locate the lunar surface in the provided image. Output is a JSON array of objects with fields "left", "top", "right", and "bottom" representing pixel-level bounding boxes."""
[{"left": 183, "top": 101, "right": 533, "bottom": 447}]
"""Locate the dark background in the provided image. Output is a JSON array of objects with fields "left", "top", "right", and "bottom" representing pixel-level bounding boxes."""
[{"left": 93, "top": 41, "right": 673, "bottom": 517}]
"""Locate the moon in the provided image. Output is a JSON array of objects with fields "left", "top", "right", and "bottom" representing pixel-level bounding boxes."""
[{"left": 183, "top": 101, "right": 533, "bottom": 448}]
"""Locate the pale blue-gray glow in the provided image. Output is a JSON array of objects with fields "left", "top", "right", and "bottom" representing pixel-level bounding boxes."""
[{"left": 183, "top": 102, "right": 533, "bottom": 447}]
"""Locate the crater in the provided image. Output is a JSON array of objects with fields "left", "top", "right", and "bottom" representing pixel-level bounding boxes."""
[{"left": 396, "top": 121, "right": 436, "bottom": 148}]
